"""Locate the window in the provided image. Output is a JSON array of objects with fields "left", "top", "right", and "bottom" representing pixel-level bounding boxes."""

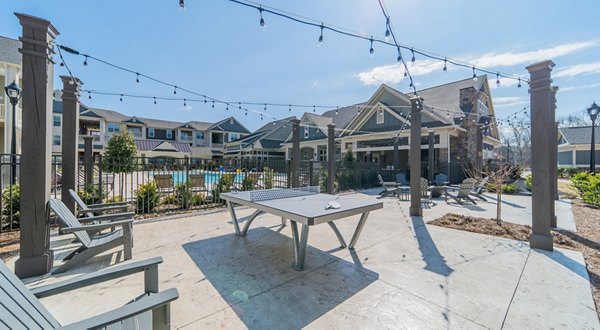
[
  {"left": 148, "top": 128, "right": 155, "bottom": 138},
  {"left": 53, "top": 115, "right": 61, "bottom": 127},
  {"left": 128, "top": 127, "right": 142, "bottom": 138},
  {"left": 478, "top": 99, "right": 489, "bottom": 115},
  {"left": 304, "top": 127, "right": 309, "bottom": 139},
  {"left": 107, "top": 123, "right": 120, "bottom": 133},
  {"left": 166, "top": 130, "right": 173, "bottom": 139},
  {"left": 376, "top": 109, "right": 384, "bottom": 124},
  {"left": 53, "top": 135, "right": 61, "bottom": 146},
  {"left": 180, "top": 131, "right": 192, "bottom": 141},
  {"left": 196, "top": 131, "right": 204, "bottom": 140},
  {"left": 230, "top": 133, "right": 238, "bottom": 141}
]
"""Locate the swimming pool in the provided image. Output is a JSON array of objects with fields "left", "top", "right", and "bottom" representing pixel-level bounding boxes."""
[{"left": 150, "top": 171, "right": 286, "bottom": 188}]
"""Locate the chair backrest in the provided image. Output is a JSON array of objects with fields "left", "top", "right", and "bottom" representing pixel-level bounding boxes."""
[
  {"left": 188, "top": 173, "right": 205, "bottom": 188},
  {"left": 396, "top": 173, "right": 408, "bottom": 185},
  {"left": 420, "top": 178, "right": 429, "bottom": 197},
  {"left": 69, "top": 189, "right": 95, "bottom": 218},
  {"left": 377, "top": 174, "right": 386, "bottom": 186},
  {"left": 153, "top": 174, "right": 174, "bottom": 189},
  {"left": 0, "top": 260, "right": 60, "bottom": 329},
  {"left": 434, "top": 173, "right": 448, "bottom": 186},
  {"left": 458, "top": 178, "right": 478, "bottom": 197},
  {"left": 48, "top": 199, "right": 92, "bottom": 247},
  {"left": 474, "top": 176, "right": 489, "bottom": 193}
]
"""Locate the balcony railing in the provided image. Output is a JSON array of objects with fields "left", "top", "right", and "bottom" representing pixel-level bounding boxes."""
[{"left": 0, "top": 104, "right": 5, "bottom": 118}]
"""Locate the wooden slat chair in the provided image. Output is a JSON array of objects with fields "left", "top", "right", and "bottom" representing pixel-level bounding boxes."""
[
  {"left": 0, "top": 256, "right": 178, "bottom": 329},
  {"left": 421, "top": 177, "right": 433, "bottom": 204},
  {"left": 69, "top": 189, "right": 130, "bottom": 219},
  {"left": 470, "top": 176, "right": 489, "bottom": 201},
  {"left": 378, "top": 174, "right": 397, "bottom": 197},
  {"left": 153, "top": 174, "right": 174, "bottom": 194},
  {"left": 395, "top": 173, "right": 409, "bottom": 186},
  {"left": 48, "top": 199, "right": 133, "bottom": 274},
  {"left": 434, "top": 173, "right": 449, "bottom": 186},
  {"left": 188, "top": 173, "right": 207, "bottom": 192},
  {"left": 444, "top": 178, "right": 478, "bottom": 205}
]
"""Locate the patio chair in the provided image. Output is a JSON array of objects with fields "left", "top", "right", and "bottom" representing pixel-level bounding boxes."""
[
  {"left": 434, "top": 173, "right": 449, "bottom": 186},
  {"left": 470, "top": 176, "right": 489, "bottom": 201},
  {"left": 154, "top": 174, "right": 174, "bottom": 193},
  {"left": 0, "top": 256, "right": 179, "bottom": 329},
  {"left": 69, "top": 189, "right": 130, "bottom": 218},
  {"left": 444, "top": 178, "right": 478, "bottom": 205},
  {"left": 48, "top": 199, "right": 133, "bottom": 274},
  {"left": 396, "top": 173, "right": 409, "bottom": 186},
  {"left": 378, "top": 174, "right": 397, "bottom": 197},
  {"left": 189, "top": 173, "right": 207, "bottom": 192},
  {"left": 421, "top": 177, "right": 433, "bottom": 204}
]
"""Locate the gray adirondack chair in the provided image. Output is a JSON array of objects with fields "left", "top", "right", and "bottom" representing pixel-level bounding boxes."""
[
  {"left": 395, "top": 173, "right": 409, "bottom": 185},
  {"left": 69, "top": 189, "right": 130, "bottom": 218},
  {"left": 0, "top": 256, "right": 178, "bottom": 329},
  {"left": 48, "top": 199, "right": 133, "bottom": 274},
  {"left": 378, "top": 174, "right": 397, "bottom": 197},
  {"left": 421, "top": 177, "right": 433, "bottom": 204},
  {"left": 434, "top": 173, "right": 449, "bottom": 186},
  {"left": 470, "top": 176, "right": 489, "bottom": 201},
  {"left": 444, "top": 178, "right": 478, "bottom": 205},
  {"left": 154, "top": 174, "right": 174, "bottom": 194}
]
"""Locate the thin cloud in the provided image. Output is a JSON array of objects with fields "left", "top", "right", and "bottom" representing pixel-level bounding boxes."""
[
  {"left": 358, "top": 40, "right": 598, "bottom": 86},
  {"left": 554, "top": 62, "right": 600, "bottom": 78},
  {"left": 560, "top": 82, "right": 600, "bottom": 92},
  {"left": 495, "top": 96, "right": 525, "bottom": 104},
  {"left": 495, "top": 101, "right": 529, "bottom": 109}
]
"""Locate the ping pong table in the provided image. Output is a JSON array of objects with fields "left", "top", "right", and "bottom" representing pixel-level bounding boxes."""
[{"left": 220, "top": 187, "right": 383, "bottom": 271}]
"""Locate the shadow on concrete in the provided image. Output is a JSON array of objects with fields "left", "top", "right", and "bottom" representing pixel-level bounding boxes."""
[
  {"left": 411, "top": 216, "right": 454, "bottom": 277},
  {"left": 483, "top": 195, "right": 526, "bottom": 209},
  {"left": 535, "top": 248, "right": 594, "bottom": 284},
  {"left": 183, "top": 227, "right": 378, "bottom": 328}
]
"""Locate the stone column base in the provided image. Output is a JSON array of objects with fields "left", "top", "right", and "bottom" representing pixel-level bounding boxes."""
[
  {"left": 409, "top": 207, "right": 423, "bottom": 217},
  {"left": 14, "top": 251, "right": 53, "bottom": 279},
  {"left": 529, "top": 233, "right": 553, "bottom": 251}
]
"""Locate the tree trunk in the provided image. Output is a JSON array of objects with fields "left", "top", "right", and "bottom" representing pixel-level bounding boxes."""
[{"left": 497, "top": 189, "right": 502, "bottom": 225}]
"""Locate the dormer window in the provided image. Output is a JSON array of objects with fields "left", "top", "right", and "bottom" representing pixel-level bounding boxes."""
[
  {"left": 304, "top": 127, "right": 309, "bottom": 138},
  {"left": 166, "top": 130, "right": 173, "bottom": 139},
  {"left": 377, "top": 109, "right": 384, "bottom": 124}
]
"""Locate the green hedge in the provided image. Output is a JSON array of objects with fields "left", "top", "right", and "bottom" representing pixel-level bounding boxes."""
[{"left": 571, "top": 172, "right": 600, "bottom": 206}]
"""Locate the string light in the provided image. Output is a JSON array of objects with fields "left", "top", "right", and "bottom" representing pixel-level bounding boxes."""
[
  {"left": 384, "top": 17, "right": 390, "bottom": 40},
  {"left": 153, "top": 97, "right": 157, "bottom": 105},
  {"left": 88, "top": 91, "right": 91, "bottom": 100},
  {"left": 60, "top": 62, "right": 64, "bottom": 67},
  {"left": 313, "top": 105, "right": 316, "bottom": 113},
  {"left": 212, "top": 101, "right": 215, "bottom": 108},
  {"left": 410, "top": 48, "right": 415, "bottom": 63},
  {"left": 258, "top": 6, "right": 265, "bottom": 27},
  {"left": 318, "top": 24, "right": 324, "bottom": 44},
  {"left": 120, "top": 94, "right": 123, "bottom": 101},
  {"left": 289, "top": 104, "right": 292, "bottom": 112},
  {"left": 226, "top": 103, "right": 229, "bottom": 111},
  {"left": 472, "top": 66, "right": 477, "bottom": 80},
  {"left": 184, "top": 98, "right": 187, "bottom": 107},
  {"left": 517, "top": 78, "right": 522, "bottom": 88},
  {"left": 83, "top": 55, "right": 88, "bottom": 66},
  {"left": 179, "top": 0, "right": 185, "bottom": 8},
  {"left": 443, "top": 58, "right": 447, "bottom": 72},
  {"left": 136, "top": 73, "right": 140, "bottom": 84},
  {"left": 396, "top": 47, "right": 402, "bottom": 63},
  {"left": 173, "top": 86, "right": 177, "bottom": 95},
  {"left": 369, "top": 37, "right": 374, "bottom": 56},
  {"left": 496, "top": 73, "right": 500, "bottom": 87},
  {"left": 335, "top": 106, "right": 339, "bottom": 115},
  {"left": 239, "top": 102, "right": 242, "bottom": 109}
]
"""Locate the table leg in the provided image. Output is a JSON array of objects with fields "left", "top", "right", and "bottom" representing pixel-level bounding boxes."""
[
  {"left": 327, "top": 222, "right": 347, "bottom": 248},
  {"left": 349, "top": 212, "right": 370, "bottom": 249},
  {"left": 290, "top": 221, "right": 309, "bottom": 271},
  {"left": 226, "top": 200, "right": 241, "bottom": 236},
  {"left": 240, "top": 210, "right": 265, "bottom": 236},
  {"left": 281, "top": 217, "right": 287, "bottom": 226}
]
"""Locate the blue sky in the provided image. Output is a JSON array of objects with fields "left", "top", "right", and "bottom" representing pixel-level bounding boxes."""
[{"left": 1, "top": 0, "right": 599, "bottom": 131}]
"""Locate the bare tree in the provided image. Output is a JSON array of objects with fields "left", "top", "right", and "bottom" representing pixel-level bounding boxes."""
[
  {"left": 507, "top": 119, "right": 531, "bottom": 165},
  {"left": 485, "top": 164, "right": 512, "bottom": 225},
  {"left": 558, "top": 110, "right": 592, "bottom": 128}
]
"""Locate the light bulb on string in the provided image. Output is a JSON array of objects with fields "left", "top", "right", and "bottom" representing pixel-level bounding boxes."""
[
  {"left": 335, "top": 106, "right": 339, "bottom": 115},
  {"left": 410, "top": 48, "right": 415, "bottom": 63},
  {"left": 83, "top": 55, "right": 88, "bottom": 66},
  {"left": 245, "top": 110, "right": 248, "bottom": 116},
  {"left": 443, "top": 58, "right": 447, "bottom": 72},
  {"left": 496, "top": 73, "right": 500, "bottom": 87},
  {"left": 211, "top": 101, "right": 214, "bottom": 108},
  {"left": 179, "top": 0, "right": 185, "bottom": 8},
  {"left": 396, "top": 47, "right": 402, "bottom": 63},
  {"left": 369, "top": 37, "right": 374, "bottom": 56},
  {"left": 226, "top": 103, "right": 229, "bottom": 111},
  {"left": 238, "top": 102, "right": 241, "bottom": 109},
  {"left": 173, "top": 86, "right": 177, "bottom": 94},
  {"left": 264, "top": 104, "right": 267, "bottom": 111},
  {"left": 409, "top": 79, "right": 413, "bottom": 88},
  {"left": 119, "top": 94, "right": 123, "bottom": 102},
  {"left": 313, "top": 105, "right": 316, "bottom": 113},
  {"left": 60, "top": 62, "right": 64, "bottom": 67},
  {"left": 260, "top": 114, "right": 264, "bottom": 120},
  {"left": 318, "top": 24, "right": 324, "bottom": 45},
  {"left": 403, "top": 70, "right": 408, "bottom": 78},
  {"left": 289, "top": 104, "right": 292, "bottom": 112},
  {"left": 204, "top": 96, "right": 207, "bottom": 103},
  {"left": 183, "top": 99, "right": 187, "bottom": 107},
  {"left": 153, "top": 97, "right": 157, "bottom": 105},
  {"left": 88, "top": 91, "right": 91, "bottom": 100},
  {"left": 384, "top": 18, "right": 390, "bottom": 41},
  {"left": 472, "top": 66, "right": 477, "bottom": 81},
  {"left": 258, "top": 7, "right": 265, "bottom": 29},
  {"left": 136, "top": 73, "right": 140, "bottom": 84},
  {"left": 517, "top": 78, "right": 522, "bottom": 88}
]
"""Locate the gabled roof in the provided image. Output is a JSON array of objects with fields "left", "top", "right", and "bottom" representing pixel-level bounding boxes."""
[
  {"left": 321, "top": 104, "right": 363, "bottom": 129},
  {"left": 559, "top": 126, "right": 600, "bottom": 145},
  {"left": 134, "top": 139, "right": 191, "bottom": 153},
  {"left": 82, "top": 108, "right": 128, "bottom": 122},
  {"left": 411, "top": 75, "right": 487, "bottom": 112},
  {"left": 53, "top": 99, "right": 89, "bottom": 114},
  {"left": 0, "top": 36, "right": 21, "bottom": 65},
  {"left": 228, "top": 117, "right": 294, "bottom": 150},
  {"left": 210, "top": 116, "right": 251, "bottom": 133},
  {"left": 188, "top": 120, "right": 213, "bottom": 131}
]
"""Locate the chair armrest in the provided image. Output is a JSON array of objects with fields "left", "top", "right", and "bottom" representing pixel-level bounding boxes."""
[
  {"left": 62, "top": 219, "right": 133, "bottom": 233},
  {"left": 60, "top": 289, "right": 179, "bottom": 330},
  {"left": 77, "top": 205, "right": 129, "bottom": 215},
  {"left": 32, "top": 257, "right": 163, "bottom": 298},
  {"left": 88, "top": 202, "right": 128, "bottom": 208},
  {"left": 77, "top": 212, "right": 135, "bottom": 223}
]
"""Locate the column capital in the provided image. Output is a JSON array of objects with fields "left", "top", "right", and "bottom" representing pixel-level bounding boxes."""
[
  {"left": 15, "top": 13, "right": 59, "bottom": 37},
  {"left": 526, "top": 60, "right": 555, "bottom": 74}
]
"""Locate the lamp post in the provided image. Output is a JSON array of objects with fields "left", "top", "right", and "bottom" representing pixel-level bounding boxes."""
[
  {"left": 588, "top": 101, "right": 599, "bottom": 173},
  {"left": 4, "top": 81, "right": 21, "bottom": 186}
]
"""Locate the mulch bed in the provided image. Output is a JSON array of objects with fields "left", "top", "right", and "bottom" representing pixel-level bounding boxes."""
[{"left": 0, "top": 231, "right": 20, "bottom": 262}]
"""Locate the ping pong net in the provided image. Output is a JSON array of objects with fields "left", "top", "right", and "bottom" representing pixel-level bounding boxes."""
[{"left": 249, "top": 186, "right": 320, "bottom": 202}]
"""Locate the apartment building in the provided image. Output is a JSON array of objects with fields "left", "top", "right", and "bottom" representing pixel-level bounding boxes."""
[
  {"left": 51, "top": 96, "right": 250, "bottom": 160},
  {"left": 0, "top": 36, "right": 22, "bottom": 155}
]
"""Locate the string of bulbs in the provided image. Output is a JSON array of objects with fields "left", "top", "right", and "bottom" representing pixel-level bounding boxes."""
[{"left": 206, "top": 0, "right": 528, "bottom": 87}]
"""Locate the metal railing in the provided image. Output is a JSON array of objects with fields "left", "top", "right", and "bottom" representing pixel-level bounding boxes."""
[{"left": 0, "top": 154, "right": 20, "bottom": 233}]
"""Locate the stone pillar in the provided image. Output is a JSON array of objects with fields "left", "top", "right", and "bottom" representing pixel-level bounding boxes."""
[
  {"left": 291, "top": 119, "right": 300, "bottom": 188},
  {"left": 409, "top": 97, "right": 422, "bottom": 216},
  {"left": 550, "top": 86, "right": 559, "bottom": 227},
  {"left": 527, "top": 60, "right": 555, "bottom": 251},
  {"left": 428, "top": 130, "right": 435, "bottom": 182},
  {"left": 393, "top": 139, "right": 399, "bottom": 172},
  {"left": 327, "top": 124, "right": 335, "bottom": 194},
  {"left": 83, "top": 136, "right": 94, "bottom": 187},
  {"left": 60, "top": 76, "right": 82, "bottom": 214},
  {"left": 14, "top": 13, "right": 59, "bottom": 278}
]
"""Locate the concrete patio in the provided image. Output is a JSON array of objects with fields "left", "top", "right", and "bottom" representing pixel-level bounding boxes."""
[{"left": 8, "top": 190, "right": 599, "bottom": 329}]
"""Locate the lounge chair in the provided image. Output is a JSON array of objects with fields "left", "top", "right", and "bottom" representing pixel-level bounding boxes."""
[
  {"left": 434, "top": 173, "right": 449, "bottom": 186},
  {"left": 70, "top": 189, "right": 130, "bottom": 218},
  {"left": 378, "top": 174, "right": 398, "bottom": 197},
  {"left": 48, "top": 199, "right": 133, "bottom": 274},
  {"left": 470, "top": 176, "right": 489, "bottom": 201},
  {"left": 396, "top": 173, "right": 409, "bottom": 186},
  {"left": 0, "top": 256, "right": 179, "bottom": 329},
  {"left": 189, "top": 173, "right": 207, "bottom": 192},
  {"left": 154, "top": 174, "right": 174, "bottom": 193},
  {"left": 444, "top": 178, "right": 478, "bottom": 205}
]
